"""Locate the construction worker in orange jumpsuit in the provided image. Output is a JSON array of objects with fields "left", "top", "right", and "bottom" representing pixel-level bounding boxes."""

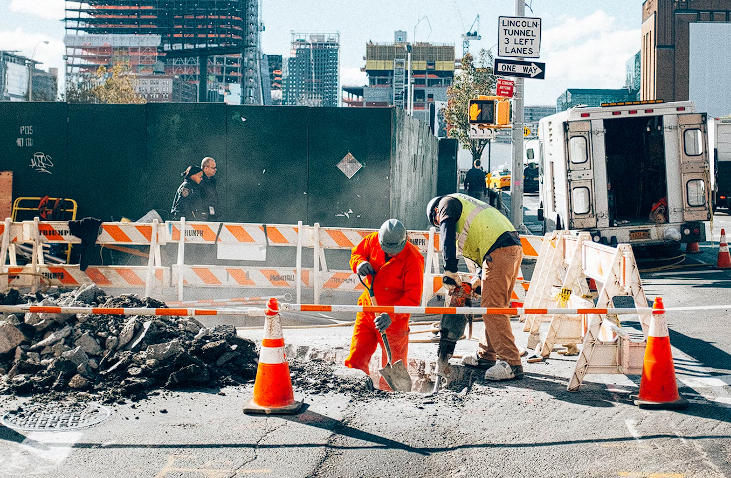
[{"left": 344, "top": 219, "right": 425, "bottom": 390}]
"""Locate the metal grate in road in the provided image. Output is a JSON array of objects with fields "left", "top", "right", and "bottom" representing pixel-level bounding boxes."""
[{"left": 1, "top": 402, "right": 111, "bottom": 431}]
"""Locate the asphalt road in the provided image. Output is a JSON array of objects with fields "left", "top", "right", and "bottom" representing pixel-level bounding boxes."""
[{"left": 2, "top": 201, "right": 731, "bottom": 477}]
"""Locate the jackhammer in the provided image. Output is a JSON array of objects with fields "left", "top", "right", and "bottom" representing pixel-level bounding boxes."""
[{"left": 430, "top": 275, "right": 480, "bottom": 394}]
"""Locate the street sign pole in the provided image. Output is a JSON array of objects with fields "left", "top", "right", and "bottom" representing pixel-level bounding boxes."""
[{"left": 510, "top": 0, "right": 525, "bottom": 232}]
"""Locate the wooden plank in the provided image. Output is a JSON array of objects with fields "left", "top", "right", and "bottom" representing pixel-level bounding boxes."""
[{"left": 0, "top": 171, "right": 12, "bottom": 220}]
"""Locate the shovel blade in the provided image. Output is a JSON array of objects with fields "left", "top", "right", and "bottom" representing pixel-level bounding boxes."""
[{"left": 379, "top": 360, "right": 412, "bottom": 392}]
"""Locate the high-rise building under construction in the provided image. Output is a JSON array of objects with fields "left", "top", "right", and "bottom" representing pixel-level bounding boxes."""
[
  {"left": 342, "top": 31, "right": 454, "bottom": 124},
  {"left": 64, "top": 0, "right": 262, "bottom": 104},
  {"left": 283, "top": 33, "right": 340, "bottom": 107}
]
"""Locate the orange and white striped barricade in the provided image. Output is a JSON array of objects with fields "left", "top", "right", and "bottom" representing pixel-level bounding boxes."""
[
  {"left": 567, "top": 241, "right": 649, "bottom": 391},
  {"left": 18, "top": 218, "right": 168, "bottom": 296},
  {"left": 0, "top": 219, "right": 25, "bottom": 291},
  {"left": 167, "top": 219, "right": 307, "bottom": 302},
  {"left": 314, "top": 225, "right": 441, "bottom": 306}
]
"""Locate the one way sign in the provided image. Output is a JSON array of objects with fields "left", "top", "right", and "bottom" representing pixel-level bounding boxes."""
[{"left": 494, "top": 58, "right": 545, "bottom": 80}]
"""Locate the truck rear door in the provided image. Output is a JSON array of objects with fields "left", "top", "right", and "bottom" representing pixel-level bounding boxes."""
[
  {"left": 677, "top": 113, "right": 710, "bottom": 221},
  {"left": 565, "top": 120, "right": 597, "bottom": 229}
]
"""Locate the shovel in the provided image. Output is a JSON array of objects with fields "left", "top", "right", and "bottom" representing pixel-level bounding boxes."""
[{"left": 359, "top": 273, "right": 412, "bottom": 392}]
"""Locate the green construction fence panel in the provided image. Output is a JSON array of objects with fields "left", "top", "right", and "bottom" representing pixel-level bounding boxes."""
[{"left": 0, "top": 102, "right": 68, "bottom": 212}]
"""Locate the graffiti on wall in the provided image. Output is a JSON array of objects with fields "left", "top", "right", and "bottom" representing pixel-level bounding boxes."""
[{"left": 30, "top": 152, "right": 53, "bottom": 174}]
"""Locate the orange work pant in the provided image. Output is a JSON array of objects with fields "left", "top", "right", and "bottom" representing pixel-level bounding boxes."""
[{"left": 344, "top": 312, "right": 410, "bottom": 391}]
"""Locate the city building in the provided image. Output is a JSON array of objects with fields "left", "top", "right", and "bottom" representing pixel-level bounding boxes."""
[
  {"left": 626, "top": 51, "right": 641, "bottom": 96},
  {"left": 556, "top": 88, "right": 638, "bottom": 112},
  {"left": 524, "top": 105, "right": 556, "bottom": 138},
  {"left": 342, "top": 31, "right": 455, "bottom": 124},
  {"left": 264, "top": 54, "right": 282, "bottom": 105},
  {"left": 63, "top": 0, "right": 262, "bottom": 104},
  {"left": 283, "top": 33, "right": 340, "bottom": 107},
  {"left": 641, "top": 0, "right": 731, "bottom": 117},
  {"left": 0, "top": 51, "right": 58, "bottom": 101},
  {"left": 135, "top": 75, "right": 196, "bottom": 103}
]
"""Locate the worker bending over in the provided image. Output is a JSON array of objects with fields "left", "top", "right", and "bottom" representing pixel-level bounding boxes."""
[
  {"left": 426, "top": 193, "right": 524, "bottom": 381},
  {"left": 344, "top": 219, "right": 424, "bottom": 390}
]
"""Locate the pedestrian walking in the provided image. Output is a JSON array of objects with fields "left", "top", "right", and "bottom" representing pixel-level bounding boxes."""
[
  {"left": 464, "top": 159, "right": 487, "bottom": 200},
  {"left": 170, "top": 165, "right": 206, "bottom": 221},
  {"left": 426, "top": 193, "right": 524, "bottom": 381},
  {"left": 200, "top": 156, "right": 219, "bottom": 221},
  {"left": 344, "top": 219, "right": 425, "bottom": 390}
]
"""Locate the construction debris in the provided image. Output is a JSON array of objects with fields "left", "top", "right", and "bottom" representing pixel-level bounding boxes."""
[{"left": 0, "top": 285, "right": 258, "bottom": 404}]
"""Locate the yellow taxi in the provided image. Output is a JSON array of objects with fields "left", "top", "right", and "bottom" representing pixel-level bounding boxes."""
[{"left": 487, "top": 168, "right": 511, "bottom": 190}]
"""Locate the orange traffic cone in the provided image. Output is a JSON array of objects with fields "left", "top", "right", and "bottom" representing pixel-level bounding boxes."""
[
  {"left": 243, "top": 298, "right": 303, "bottom": 415},
  {"left": 685, "top": 242, "right": 700, "bottom": 254},
  {"left": 633, "top": 297, "right": 688, "bottom": 409},
  {"left": 717, "top": 229, "right": 731, "bottom": 269}
]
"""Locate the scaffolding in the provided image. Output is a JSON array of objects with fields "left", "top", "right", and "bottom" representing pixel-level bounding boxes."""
[{"left": 64, "top": 0, "right": 262, "bottom": 103}]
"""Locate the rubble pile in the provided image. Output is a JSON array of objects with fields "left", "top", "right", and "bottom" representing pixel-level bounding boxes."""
[
  {"left": 288, "top": 358, "right": 382, "bottom": 398},
  {"left": 0, "top": 285, "right": 258, "bottom": 403}
]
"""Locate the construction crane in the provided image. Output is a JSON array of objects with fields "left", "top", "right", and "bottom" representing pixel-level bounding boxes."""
[{"left": 462, "top": 15, "right": 481, "bottom": 59}]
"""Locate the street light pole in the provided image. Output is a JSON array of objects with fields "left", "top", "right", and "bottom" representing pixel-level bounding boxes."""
[
  {"left": 405, "top": 44, "right": 412, "bottom": 116},
  {"left": 28, "top": 40, "right": 49, "bottom": 102}
]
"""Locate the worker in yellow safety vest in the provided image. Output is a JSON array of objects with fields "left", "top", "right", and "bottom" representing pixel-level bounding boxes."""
[{"left": 426, "top": 193, "right": 524, "bottom": 381}]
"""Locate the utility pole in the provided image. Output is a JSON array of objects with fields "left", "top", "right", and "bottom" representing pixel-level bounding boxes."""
[{"left": 509, "top": 0, "right": 525, "bottom": 231}]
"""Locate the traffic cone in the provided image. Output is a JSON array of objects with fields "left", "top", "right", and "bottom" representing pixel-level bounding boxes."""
[
  {"left": 685, "top": 242, "right": 700, "bottom": 253},
  {"left": 717, "top": 229, "right": 731, "bottom": 269},
  {"left": 243, "top": 298, "right": 303, "bottom": 415},
  {"left": 633, "top": 297, "right": 688, "bottom": 410}
]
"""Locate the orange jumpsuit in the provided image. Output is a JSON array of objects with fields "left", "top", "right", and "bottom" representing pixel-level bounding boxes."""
[{"left": 344, "top": 232, "right": 425, "bottom": 389}]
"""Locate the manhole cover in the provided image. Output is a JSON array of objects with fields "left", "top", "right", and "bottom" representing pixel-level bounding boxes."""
[{"left": 1, "top": 402, "right": 111, "bottom": 431}]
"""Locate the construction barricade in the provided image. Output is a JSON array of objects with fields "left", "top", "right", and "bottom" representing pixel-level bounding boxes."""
[
  {"left": 0, "top": 217, "right": 168, "bottom": 297},
  {"left": 520, "top": 230, "right": 651, "bottom": 391},
  {"left": 1, "top": 216, "right": 542, "bottom": 308}
]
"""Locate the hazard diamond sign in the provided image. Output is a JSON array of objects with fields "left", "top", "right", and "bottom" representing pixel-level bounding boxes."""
[{"left": 496, "top": 79, "right": 514, "bottom": 98}]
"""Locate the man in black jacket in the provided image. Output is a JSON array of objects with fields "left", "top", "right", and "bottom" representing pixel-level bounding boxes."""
[
  {"left": 464, "top": 159, "right": 487, "bottom": 200},
  {"left": 199, "top": 157, "right": 219, "bottom": 221}
]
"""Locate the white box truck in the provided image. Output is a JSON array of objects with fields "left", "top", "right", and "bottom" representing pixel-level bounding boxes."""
[
  {"left": 536, "top": 100, "right": 710, "bottom": 247},
  {"left": 710, "top": 117, "right": 731, "bottom": 211}
]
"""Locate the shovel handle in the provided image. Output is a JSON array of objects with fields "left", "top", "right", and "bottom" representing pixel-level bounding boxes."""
[
  {"left": 358, "top": 272, "right": 377, "bottom": 306},
  {"left": 381, "top": 332, "right": 393, "bottom": 365}
]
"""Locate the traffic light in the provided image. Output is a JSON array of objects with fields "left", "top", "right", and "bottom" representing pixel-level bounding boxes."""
[{"left": 468, "top": 96, "right": 511, "bottom": 126}]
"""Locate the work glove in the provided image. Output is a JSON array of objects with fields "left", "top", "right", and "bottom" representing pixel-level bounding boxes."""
[
  {"left": 374, "top": 313, "right": 392, "bottom": 333},
  {"left": 442, "top": 271, "right": 462, "bottom": 292},
  {"left": 356, "top": 261, "right": 376, "bottom": 277}
]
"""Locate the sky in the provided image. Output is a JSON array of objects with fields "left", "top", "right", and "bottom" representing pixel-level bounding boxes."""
[{"left": 0, "top": 0, "right": 644, "bottom": 105}]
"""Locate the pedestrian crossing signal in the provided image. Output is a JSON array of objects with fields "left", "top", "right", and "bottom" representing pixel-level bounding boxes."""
[
  {"left": 468, "top": 99, "right": 496, "bottom": 124},
  {"left": 468, "top": 96, "right": 511, "bottom": 126}
]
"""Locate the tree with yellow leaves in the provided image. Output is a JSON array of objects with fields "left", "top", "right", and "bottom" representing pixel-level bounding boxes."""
[
  {"left": 442, "top": 50, "right": 496, "bottom": 161},
  {"left": 67, "top": 63, "right": 146, "bottom": 104}
]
